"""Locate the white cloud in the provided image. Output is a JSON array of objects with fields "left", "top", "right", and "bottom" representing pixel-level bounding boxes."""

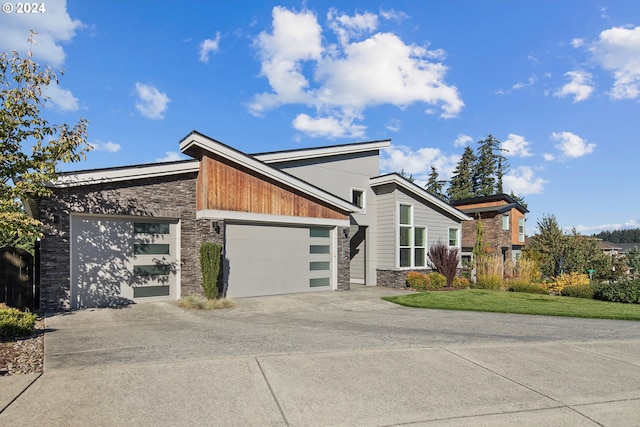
[
  {"left": 551, "top": 131, "right": 596, "bottom": 158},
  {"left": 44, "top": 84, "right": 79, "bottom": 112},
  {"left": 379, "top": 8, "right": 409, "bottom": 22},
  {"left": 0, "top": 0, "right": 84, "bottom": 67},
  {"left": 199, "top": 32, "right": 222, "bottom": 63},
  {"left": 385, "top": 118, "right": 401, "bottom": 132},
  {"left": 292, "top": 113, "right": 366, "bottom": 139},
  {"left": 134, "top": 82, "right": 171, "bottom": 120},
  {"left": 512, "top": 75, "right": 537, "bottom": 90},
  {"left": 503, "top": 166, "right": 547, "bottom": 196},
  {"left": 571, "top": 38, "right": 585, "bottom": 48},
  {"left": 156, "top": 151, "right": 185, "bottom": 162},
  {"left": 501, "top": 134, "right": 533, "bottom": 158},
  {"left": 554, "top": 70, "right": 594, "bottom": 102},
  {"left": 380, "top": 144, "right": 459, "bottom": 185},
  {"left": 453, "top": 134, "right": 473, "bottom": 147},
  {"left": 591, "top": 25, "right": 640, "bottom": 99},
  {"left": 90, "top": 140, "right": 121, "bottom": 153},
  {"left": 543, "top": 153, "right": 555, "bottom": 161},
  {"left": 573, "top": 219, "right": 640, "bottom": 235},
  {"left": 250, "top": 6, "right": 463, "bottom": 138}
]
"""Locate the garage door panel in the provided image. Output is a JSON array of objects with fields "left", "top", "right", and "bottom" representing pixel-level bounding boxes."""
[{"left": 225, "top": 224, "right": 334, "bottom": 298}]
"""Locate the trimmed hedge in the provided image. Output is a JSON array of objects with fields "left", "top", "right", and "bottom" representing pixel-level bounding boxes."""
[
  {"left": 507, "top": 281, "right": 548, "bottom": 295},
  {"left": 561, "top": 284, "right": 594, "bottom": 299},
  {"left": 593, "top": 280, "right": 640, "bottom": 304}
]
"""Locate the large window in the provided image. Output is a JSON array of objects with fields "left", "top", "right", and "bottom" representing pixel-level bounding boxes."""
[
  {"left": 518, "top": 218, "right": 525, "bottom": 242},
  {"left": 502, "top": 215, "right": 510, "bottom": 230},
  {"left": 399, "top": 204, "right": 426, "bottom": 268}
]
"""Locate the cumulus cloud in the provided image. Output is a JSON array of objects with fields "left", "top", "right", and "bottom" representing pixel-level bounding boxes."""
[
  {"left": 590, "top": 25, "right": 640, "bottom": 99},
  {"left": 380, "top": 145, "right": 459, "bottom": 186},
  {"left": 134, "top": 82, "right": 171, "bottom": 120},
  {"left": 199, "top": 32, "right": 222, "bottom": 63},
  {"left": 554, "top": 70, "right": 594, "bottom": 102},
  {"left": 501, "top": 134, "right": 533, "bottom": 158},
  {"left": 44, "top": 84, "right": 79, "bottom": 112},
  {"left": 503, "top": 166, "right": 547, "bottom": 196},
  {"left": 250, "top": 6, "right": 463, "bottom": 138},
  {"left": 543, "top": 153, "right": 555, "bottom": 161},
  {"left": 453, "top": 134, "right": 473, "bottom": 147},
  {"left": 0, "top": 0, "right": 83, "bottom": 67},
  {"left": 574, "top": 219, "right": 640, "bottom": 235},
  {"left": 90, "top": 140, "right": 121, "bottom": 153},
  {"left": 551, "top": 131, "right": 596, "bottom": 158},
  {"left": 156, "top": 151, "right": 185, "bottom": 162},
  {"left": 292, "top": 113, "right": 366, "bottom": 139}
]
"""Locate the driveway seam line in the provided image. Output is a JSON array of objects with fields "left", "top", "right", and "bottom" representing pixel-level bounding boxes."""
[
  {"left": 441, "top": 347, "right": 607, "bottom": 426},
  {"left": 255, "top": 357, "right": 290, "bottom": 427},
  {"left": 0, "top": 372, "right": 42, "bottom": 415}
]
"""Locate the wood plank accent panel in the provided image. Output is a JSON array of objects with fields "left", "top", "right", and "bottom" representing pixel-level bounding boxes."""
[{"left": 196, "top": 156, "right": 347, "bottom": 220}]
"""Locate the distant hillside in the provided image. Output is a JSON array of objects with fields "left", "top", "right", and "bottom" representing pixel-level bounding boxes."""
[{"left": 592, "top": 228, "right": 640, "bottom": 243}]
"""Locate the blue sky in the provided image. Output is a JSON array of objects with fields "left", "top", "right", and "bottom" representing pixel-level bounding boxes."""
[{"left": 2, "top": 0, "right": 639, "bottom": 235}]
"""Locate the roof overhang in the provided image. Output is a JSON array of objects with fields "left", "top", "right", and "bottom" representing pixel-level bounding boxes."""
[
  {"left": 370, "top": 173, "right": 472, "bottom": 221},
  {"left": 48, "top": 160, "right": 200, "bottom": 188},
  {"left": 253, "top": 140, "right": 391, "bottom": 163},
  {"left": 180, "top": 131, "right": 358, "bottom": 214}
]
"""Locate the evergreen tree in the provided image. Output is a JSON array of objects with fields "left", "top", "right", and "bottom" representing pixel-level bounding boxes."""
[
  {"left": 510, "top": 192, "right": 528, "bottom": 209},
  {"left": 398, "top": 168, "right": 414, "bottom": 183},
  {"left": 473, "top": 134, "right": 507, "bottom": 197},
  {"left": 425, "top": 166, "right": 446, "bottom": 200},
  {"left": 447, "top": 146, "right": 476, "bottom": 200}
]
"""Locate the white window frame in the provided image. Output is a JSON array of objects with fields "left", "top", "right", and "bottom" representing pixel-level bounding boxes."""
[
  {"left": 518, "top": 217, "right": 525, "bottom": 242},
  {"left": 350, "top": 187, "right": 366, "bottom": 212},
  {"left": 397, "top": 203, "right": 427, "bottom": 268},
  {"left": 502, "top": 214, "right": 510, "bottom": 231},
  {"left": 448, "top": 227, "right": 461, "bottom": 248}
]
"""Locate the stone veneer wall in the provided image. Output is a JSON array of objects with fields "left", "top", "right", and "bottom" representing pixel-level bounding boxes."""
[
  {"left": 376, "top": 268, "right": 434, "bottom": 289},
  {"left": 39, "top": 173, "right": 199, "bottom": 312},
  {"left": 337, "top": 226, "right": 350, "bottom": 290}
]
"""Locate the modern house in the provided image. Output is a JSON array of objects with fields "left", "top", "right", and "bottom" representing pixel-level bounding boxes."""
[
  {"left": 451, "top": 194, "right": 528, "bottom": 274},
  {"left": 34, "top": 131, "right": 470, "bottom": 311}
]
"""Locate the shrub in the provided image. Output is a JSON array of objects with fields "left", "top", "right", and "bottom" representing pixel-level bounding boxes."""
[
  {"left": 549, "top": 272, "right": 590, "bottom": 294},
  {"left": 507, "top": 281, "right": 548, "bottom": 294},
  {"left": 427, "top": 272, "right": 447, "bottom": 289},
  {"left": 593, "top": 280, "right": 640, "bottom": 304},
  {"left": 452, "top": 276, "right": 470, "bottom": 289},
  {"left": 561, "top": 284, "right": 594, "bottom": 299},
  {"left": 200, "top": 242, "right": 223, "bottom": 300},
  {"left": 177, "top": 295, "right": 236, "bottom": 310},
  {"left": 428, "top": 242, "right": 459, "bottom": 286},
  {"left": 0, "top": 305, "right": 37, "bottom": 338},
  {"left": 406, "top": 271, "right": 430, "bottom": 290}
]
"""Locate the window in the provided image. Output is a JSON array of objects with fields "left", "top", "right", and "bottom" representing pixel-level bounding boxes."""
[
  {"left": 133, "top": 265, "right": 171, "bottom": 277},
  {"left": 448, "top": 228, "right": 460, "bottom": 247},
  {"left": 134, "top": 244, "right": 170, "bottom": 255},
  {"left": 351, "top": 189, "right": 365, "bottom": 209},
  {"left": 518, "top": 218, "right": 525, "bottom": 242},
  {"left": 310, "top": 228, "right": 330, "bottom": 238},
  {"left": 134, "top": 223, "right": 170, "bottom": 234},
  {"left": 502, "top": 215, "right": 510, "bottom": 230},
  {"left": 398, "top": 204, "right": 426, "bottom": 268}
]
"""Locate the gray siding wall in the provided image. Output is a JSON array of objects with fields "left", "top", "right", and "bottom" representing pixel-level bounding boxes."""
[
  {"left": 39, "top": 173, "right": 203, "bottom": 312},
  {"left": 375, "top": 185, "right": 463, "bottom": 272}
]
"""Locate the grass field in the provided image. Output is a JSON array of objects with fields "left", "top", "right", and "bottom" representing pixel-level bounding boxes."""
[{"left": 383, "top": 289, "right": 640, "bottom": 321}]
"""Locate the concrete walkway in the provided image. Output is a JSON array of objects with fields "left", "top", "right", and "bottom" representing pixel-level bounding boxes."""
[{"left": 1, "top": 286, "right": 640, "bottom": 426}]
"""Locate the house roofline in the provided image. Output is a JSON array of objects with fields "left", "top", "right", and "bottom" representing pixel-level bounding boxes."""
[
  {"left": 450, "top": 193, "right": 530, "bottom": 214},
  {"left": 370, "top": 173, "right": 471, "bottom": 221},
  {"left": 253, "top": 139, "right": 391, "bottom": 163},
  {"left": 180, "top": 131, "right": 358, "bottom": 214}
]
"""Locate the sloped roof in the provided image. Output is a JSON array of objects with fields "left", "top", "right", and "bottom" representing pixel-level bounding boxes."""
[
  {"left": 370, "top": 173, "right": 471, "bottom": 221},
  {"left": 253, "top": 139, "right": 390, "bottom": 163},
  {"left": 451, "top": 193, "right": 529, "bottom": 214}
]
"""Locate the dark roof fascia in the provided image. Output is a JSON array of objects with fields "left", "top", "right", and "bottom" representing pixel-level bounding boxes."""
[
  {"left": 451, "top": 193, "right": 529, "bottom": 214},
  {"left": 459, "top": 203, "right": 518, "bottom": 215}
]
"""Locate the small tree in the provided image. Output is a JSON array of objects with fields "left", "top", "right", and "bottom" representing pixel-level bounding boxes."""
[
  {"left": 1, "top": 36, "right": 90, "bottom": 249},
  {"left": 199, "top": 242, "right": 222, "bottom": 299},
  {"left": 427, "top": 241, "right": 459, "bottom": 286}
]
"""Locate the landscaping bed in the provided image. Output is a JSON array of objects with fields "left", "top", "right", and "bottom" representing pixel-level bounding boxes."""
[{"left": 0, "top": 317, "right": 44, "bottom": 376}]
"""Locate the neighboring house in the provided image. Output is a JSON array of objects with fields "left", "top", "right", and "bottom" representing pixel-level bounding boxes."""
[
  {"left": 33, "top": 131, "right": 469, "bottom": 311},
  {"left": 451, "top": 194, "right": 528, "bottom": 274}
]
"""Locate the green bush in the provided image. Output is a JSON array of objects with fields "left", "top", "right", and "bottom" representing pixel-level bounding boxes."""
[
  {"left": 200, "top": 242, "right": 223, "bottom": 300},
  {"left": 507, "top": 281, "right": 548, "bottom": 294},
  {"left": 427, "top": 272, "right": 447, "bottom": 289},
  {"left": 0, "top": 305, "right": 37, "bottom": 338},
  {"left": 452, "top": 276, "right": 471, "bottom": 289},
  {"left": 561, "top": 284, "right": 594, "bottom": 299},
  {"left": 593, "top": 280, "right": 640, "bottom": 304},
  {"left": 406, "top": 271, "right": 430, "bottom": 291}
]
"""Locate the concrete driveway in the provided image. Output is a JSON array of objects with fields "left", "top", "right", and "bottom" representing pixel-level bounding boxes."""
[{"left": 2, "top": 285, "right": 640, "bottom": 426}]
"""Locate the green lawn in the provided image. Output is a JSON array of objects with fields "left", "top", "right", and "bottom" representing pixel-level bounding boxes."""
[{"left": 383, "top": 289, "right": 640, "bottom": 321}]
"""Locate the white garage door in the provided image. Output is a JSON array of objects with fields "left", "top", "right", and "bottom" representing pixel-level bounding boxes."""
[
  {"left": 70, "top": 215, "right": 179, "bottom": 308},
  {"left": 225, "top": 224, "right": 335, "bottom": 298}
]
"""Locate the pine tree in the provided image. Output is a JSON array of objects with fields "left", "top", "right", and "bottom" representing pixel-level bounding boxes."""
[
  {"left": 474, "top": 134, "right": 505, "bottom": 196},
  {"left": 425, "top": 166, "right": 446, "bottom": 200},
  {"left": 448, "top": 146, "right": 476, "bottom": 201}
]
